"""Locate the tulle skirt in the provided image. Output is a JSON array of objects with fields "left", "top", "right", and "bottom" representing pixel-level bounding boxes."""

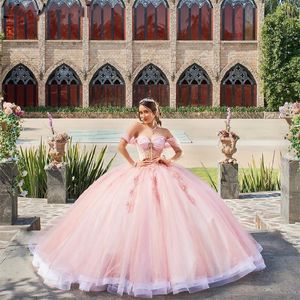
[{"left": 30, "top": 163, "right": 266, "bottom": 298}]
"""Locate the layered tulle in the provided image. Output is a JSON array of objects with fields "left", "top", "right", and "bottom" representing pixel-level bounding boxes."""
[{"left": 30, "top": 162, "right": 265, "bottom": 298}]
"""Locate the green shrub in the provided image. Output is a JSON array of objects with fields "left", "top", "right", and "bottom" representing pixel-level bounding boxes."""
[
  {"left": 191, "top": 154, "right": 280, "bottom": 193},
  {"left": 239, "top": 154, "right": 280, "bottom": 193},
  {"left": 23, "top": 105, "right": 277, "bottom": 114},
  {"left": 17, "top": 140, "right": 115, "bottom": 200},
  {"left": 261, "top": 3, "right": 300, "bottom": 109},
  {"left": 65, "top": 141, "right": 115, "bottom": 201},
  {"left": 289, "top": 114, "right": 300, "bottom": 159}
]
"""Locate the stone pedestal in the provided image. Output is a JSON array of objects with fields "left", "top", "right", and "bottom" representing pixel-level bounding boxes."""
[
  {"left": 0, "top": 161, "right": 18, "bottom": 224},
  {"left": 281, "top": 155, "right": 300, "bottom": 223},
  {"left": 46, "top": 164, "right": 67, "bottom": 204},
  {"left": 218, "top": 163, "right": 239, "bottom": 199}
]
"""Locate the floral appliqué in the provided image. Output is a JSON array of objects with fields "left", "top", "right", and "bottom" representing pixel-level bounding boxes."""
[{"left": 171, "top": 170, "right": 196, "bottom": 205}]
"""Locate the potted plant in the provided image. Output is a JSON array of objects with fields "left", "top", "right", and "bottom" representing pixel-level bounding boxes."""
[
  {"left": 279, "top": 102, "right": 300, "bottom": 223},
  {"left": 218, "top": 108, "right": 240, "bottom": 164},
  {"left": 46, "top": 112, "right": 70, "bottom": 168},
  {"left": 279, "top": 102, "right": 300, "bottom": 126},
  {"left": 0, "top": 98, "right": 27, "bottom": 224}
]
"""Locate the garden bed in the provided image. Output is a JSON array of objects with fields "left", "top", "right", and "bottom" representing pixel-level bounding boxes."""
[{"left": 23, "top": 111, "right": 280, "bottom": 119}]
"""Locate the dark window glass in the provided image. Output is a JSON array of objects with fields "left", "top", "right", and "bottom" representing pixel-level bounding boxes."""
[
  {"left": 177, "top": 0, "right": 212, "bottom": 40},
  {"left": 221, "top": 0, "right": 256, "bottom": 40},
  {"left": 133, "top": 0, "right": 168, "bottom": 40},
  {"left": 3, "top": 0, "right": 38, "bottom": 40}
]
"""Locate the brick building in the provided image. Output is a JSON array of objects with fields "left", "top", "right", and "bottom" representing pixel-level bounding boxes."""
[{"left": 0, "top": 0, "right": 264, "bottom": 108}]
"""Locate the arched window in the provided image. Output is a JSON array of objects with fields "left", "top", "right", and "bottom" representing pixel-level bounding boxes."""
[
  {"left": 133, "top": 0, "right": 169, "bottom": 40},
  {"left": 89, "top": 0, "right": 125, "bottom": 40},
  {"left": 46, "top": 0, "right": 82, "bottom": 40},
  {"left": 3, "top": 0, "right": 38, "bottom": 40},
  {"left": 177, "top": 64, "right": 212, "bottom": 106},
  {"left": 133, "top": 64, "right": 169, "bottom": 106},
  {"left": 177, "top": 0, "right": 212, "bottom": 40},
  {"left": 221, "top": 0, "right": 256, "bottom": 40},
  {"left": 221, "top": 64, "right": 256, "bottom": 106},
  {"left": 89, "top": 64, "right": 125, "bottom": 106},
  {"left": 2, "top": 64, "right": 38, "bottom": 106},
  {"left": 46, "top": 64, "right": 82, "bottom": 107}
]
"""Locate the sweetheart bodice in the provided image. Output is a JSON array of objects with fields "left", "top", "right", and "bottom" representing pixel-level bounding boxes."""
[
  {"left": 122, "top": 134, "right": 180, "bottom": 161},
  {"left": 136, "top": 135, "right": 168, "bottom": 160}
]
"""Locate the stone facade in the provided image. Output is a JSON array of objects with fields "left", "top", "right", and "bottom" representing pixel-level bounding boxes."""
[{"left": 0, "top": 0, "right": 265, "bottom": 107}]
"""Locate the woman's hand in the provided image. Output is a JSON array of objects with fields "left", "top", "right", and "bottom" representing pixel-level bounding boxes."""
[
  {"left": 134, "top": 159, "right": 154, "bottom": 167},
  {"left": 157, "top": 157, "right": 172, "bottom": 166}
]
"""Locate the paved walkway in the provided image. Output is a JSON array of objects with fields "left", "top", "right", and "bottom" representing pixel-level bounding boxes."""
[
  {"left": 18, "top": 118, "right": 289, "bottom": 168},
  {"left": 0, "top": 193, "right": 300, "bottom": 299}
]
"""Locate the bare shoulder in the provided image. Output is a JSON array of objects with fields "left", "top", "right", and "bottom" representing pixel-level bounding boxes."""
[
  {"left": 159, "top": 127, "right": 173, "bottom": 139},
  {"left": 126, "top": 121, "right": 143, "bottom": 137},
  {"left": 128, "top": 121, "right": 143, "bottom": 130}
]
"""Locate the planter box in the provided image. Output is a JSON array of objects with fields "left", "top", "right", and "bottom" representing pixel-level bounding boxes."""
[
  {"left": 23, "top": 111, "right": 271, "bottom": 119},
  {"left": 0, "top": 161, "right": 18, "bottom": 225},
  {"left": 281, "top": 154, "right": 300, "bottom": 223}
]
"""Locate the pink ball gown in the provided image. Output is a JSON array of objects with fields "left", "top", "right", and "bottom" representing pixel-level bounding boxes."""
[{"left": 30, "top": 133, "right": 266, "bottom": 298}]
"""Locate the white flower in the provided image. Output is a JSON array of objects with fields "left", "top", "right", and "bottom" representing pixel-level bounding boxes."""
[
  {"left": 18, "top": 179, "right": 24, "bottom": 187},
  {"left": 22, "top": 171, "right": 28, "bottom": 177},
  {"left": 20, "top": 190, "right": 28, "bottom": 197},
  {"left": 4, "top": 107, "right": 13, "bottom": 115},
  {"left": 72, "top": 176, "right": 75, "bottom": 181}
]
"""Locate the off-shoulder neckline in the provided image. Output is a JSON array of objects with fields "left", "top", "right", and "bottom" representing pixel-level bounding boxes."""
[{"left": 136, "top": 135, "right": 175, "bottom": 141}]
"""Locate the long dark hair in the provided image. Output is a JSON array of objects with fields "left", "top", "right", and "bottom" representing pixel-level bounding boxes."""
[{"left": 138, "top": 98, "right": 162, "bottom": 126}]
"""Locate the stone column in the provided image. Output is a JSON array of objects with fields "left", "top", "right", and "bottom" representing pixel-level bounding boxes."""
[
  {"left": 218, "top": 163, "right": 239, "bottom": 199},
  {"left": 38, "top": 13, "right": 46, "bottom": 106},
  {"left": 126, "top": 3, "right": 133, "bottom": 107},
  {"left": 256, "top": 0, "right": 265, "bottom": 107},
  {"left": 82, "top": 4, "right": 90, "bottom": 108},
  {"left": 169, "top": 1, "right": 177, "bottom": 108},
  {"left": 281, "top": 154, "right": 300, "bottom": 223},
  {"left": 0, "top": 161, "right": 18, "bottom": 225},
  {"left": 46, "top": 164, "right": 67, "bottom": 204},
  {"left": 212, "top": 3, "right": 221, "bottom": 107}
]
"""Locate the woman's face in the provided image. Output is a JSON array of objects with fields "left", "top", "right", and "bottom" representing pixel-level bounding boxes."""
[{"left": 139, "top": 105, "right": 155, "bottom": 124}]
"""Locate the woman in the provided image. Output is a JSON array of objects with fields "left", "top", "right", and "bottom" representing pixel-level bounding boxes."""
[{"left": 30, "top": 98, "right": 266, "bottom": 298}]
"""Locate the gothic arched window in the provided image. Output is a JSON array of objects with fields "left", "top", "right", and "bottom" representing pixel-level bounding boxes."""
[
  {"left": 3, "top": 0, "right": 38, "bottom": 39},
  {"left": 2, "top": 64, "right": 38, "bottom": 106},
  {"left": 177, "top": 64, "right": 212, "bottom": 106},
  {"left": 133, "top": 64, "right": 169, "bottom": 106},
  {"left": 89, "top": 64, "right": 125, "bottom": 106},
  {"left": 221, "top": 0, "right": 256, "bottom": 40},
  {"left": 89, "top": 0, "right": 125, "bottom": 40},
  {"left": 133, "top": 0, "right": 169, "bottom": 40},
  {"left": 221, "top": 64, "right": 256, "bottom": 106},
  {"left": 46, "top": 64, "right": 82, "bottom": 107},
  {"left": 177, "top": 0, "right": 212, "bottom": 40},
  {"left": 46, "top": 0, "right": 82, "bottom": 40}
]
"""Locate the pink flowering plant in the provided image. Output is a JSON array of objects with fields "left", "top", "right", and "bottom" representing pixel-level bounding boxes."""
[
  {"left": 0, "top": 98, "right": 28, "bottom": 197},
  {"left": 279, "top": 102, "right": 300, "bottom": 118},
  {"left": 0, "top": 99, "right": 24, "bottom": 161},
  {"left": 279, "top": 102, "right": 300, "bottom": 159},
  {"left": 218, "top": 108, "right": 240, "bottom": 140}
]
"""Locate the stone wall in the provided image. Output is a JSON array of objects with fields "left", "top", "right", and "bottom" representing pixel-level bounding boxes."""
[{"left": 0, "top": 0, "right": 265, "bottom": 107}]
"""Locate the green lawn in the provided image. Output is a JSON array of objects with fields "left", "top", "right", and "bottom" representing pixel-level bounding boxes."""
[
  {"left": 189, "top": 167, "right": 218, "bottom": 187},
  {"left": 189, "top": 167, "right": 280, "bottom": 192}
]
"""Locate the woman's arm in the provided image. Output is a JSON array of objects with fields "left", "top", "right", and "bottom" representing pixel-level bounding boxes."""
[
  {"left": 159, "top": 129, "right": 183, "bottom": 166},
  {"left": 117, "top": 122, "right": 140, "bottom": 166}
]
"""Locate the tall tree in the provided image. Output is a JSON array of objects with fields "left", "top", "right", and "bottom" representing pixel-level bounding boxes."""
[
  {"left": 265, "top": 0, "right": 300, "bottom": 15},
  {"left": 260, "top": 3, "right": 300, "bottom": 109}
]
